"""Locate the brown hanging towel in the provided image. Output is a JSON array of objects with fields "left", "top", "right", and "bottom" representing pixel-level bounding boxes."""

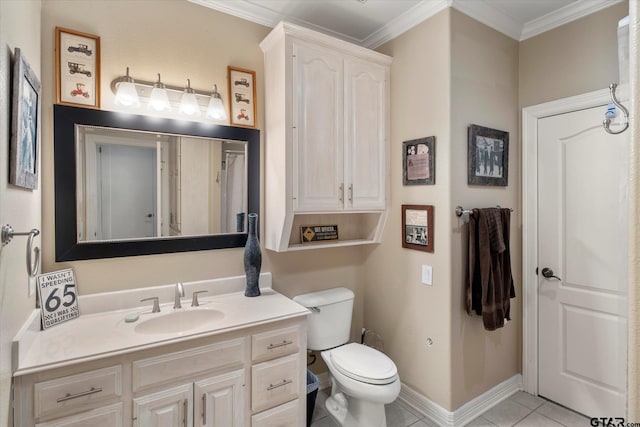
[{"left": 465, "top": 207, "right": 515, "bottom": 331}]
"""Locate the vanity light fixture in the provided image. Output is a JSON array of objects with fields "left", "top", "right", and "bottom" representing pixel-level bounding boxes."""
[
  {"left": 113, "top": 67, "right": 140, "bottom": 108},
  {"left": 206, "top": 85, "right": 227, "bottom": 120},
  {"left": 148, "top": 73, "right": 171, "bottom": 112},
  {"left": 110, "top": 68, "right": 227, "bottom": 121},
  {"left": 179, "top": 79, "right": 201, "bottom": 117}
]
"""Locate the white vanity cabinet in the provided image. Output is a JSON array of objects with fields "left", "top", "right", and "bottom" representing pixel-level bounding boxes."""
[
  {"left": 260, "top": 21, "right": 392, "bottom": 252},
  {"left": 14, "top": 318, "right": 306, "bottom": 427}
]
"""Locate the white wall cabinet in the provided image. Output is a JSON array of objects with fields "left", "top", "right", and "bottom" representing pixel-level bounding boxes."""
[
  {"left": 261, "top": 22, "right": 392, "bottom": 251},
  {"left": 14, "top": 319, "right": 306, "bottom": 427}
]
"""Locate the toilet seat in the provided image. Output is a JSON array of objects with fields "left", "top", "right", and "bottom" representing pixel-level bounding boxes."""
[{"left": 330, "top": 343, "right": 398, "bottom": 385}]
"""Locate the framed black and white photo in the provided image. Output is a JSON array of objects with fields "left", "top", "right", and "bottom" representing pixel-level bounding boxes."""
[
  {"left": 468, "top": 124, "right": 509, "bottom": 186},
  {"left": 402, "top": 204, "right": 434, "bottom": 253},
  {"left": 403, "top": 136, "right": 435, "bottom": 185},
  {"left": 10, "top": 48, "right": 41, "bottom": 190}
]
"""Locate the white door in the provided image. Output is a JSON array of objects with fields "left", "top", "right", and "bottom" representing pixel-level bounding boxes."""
[
  {"left": 344, "top": 58, "right": 387, "bottom": 210},
  {"left": 292, "top": 40, "right": 344, "bottom": 212},
  {"left": 98, "top": 143, "right": 157, "bottom": 239},
  {"left": 538, "top": 105, "right": 627, "bottom": 417}
]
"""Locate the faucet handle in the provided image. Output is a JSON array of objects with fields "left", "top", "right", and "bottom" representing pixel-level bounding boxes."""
[
  {"left": 140, "top": 297, "right": 160, "bottom": 313},
  {"left": 191, "top": 290, "right": 208, "bottom": 307}
]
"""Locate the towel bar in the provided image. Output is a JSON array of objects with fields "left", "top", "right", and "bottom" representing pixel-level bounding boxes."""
[{"left": 455, "top": 205, "right": 514, "bottom": 217}]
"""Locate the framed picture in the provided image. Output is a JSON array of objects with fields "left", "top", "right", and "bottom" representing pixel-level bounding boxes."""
[
  {"left": 403, "top": 136, "right": 435, "bottom": 185},
  {"left": 55, "top": 27, "right": 100, "bottom": 109},
  {"left": 468, "top": 124, "right": 509, "bottom": 186},
  {"left": 402, "top": 204, "right": 434, "bottom": 253},
  {"left": 10, "top": 48, "right": 41, "bottom": 190},
  {"left": 228, "top": 66, "right": 257, "bottom": 128}
]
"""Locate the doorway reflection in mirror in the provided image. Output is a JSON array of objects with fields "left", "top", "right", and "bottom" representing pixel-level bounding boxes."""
[{"left": 76, "top": 125, "right": 247, "bottom": 242}]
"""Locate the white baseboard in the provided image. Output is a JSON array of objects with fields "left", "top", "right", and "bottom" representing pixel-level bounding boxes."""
[{"left": 399, "top": 374, "right": 523, "bottom": 426}]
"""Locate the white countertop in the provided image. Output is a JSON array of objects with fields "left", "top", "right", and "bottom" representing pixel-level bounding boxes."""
[{"left": 13, "top": 273, "right": 309, "bottom": 376}]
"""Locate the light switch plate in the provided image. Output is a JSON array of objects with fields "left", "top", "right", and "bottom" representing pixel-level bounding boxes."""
[{"left": 422, "top": 265, "right": 432, "bottom": 285}]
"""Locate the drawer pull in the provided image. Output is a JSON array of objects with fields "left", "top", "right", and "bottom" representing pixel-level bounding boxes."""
[
  {"left": 267, "top": 379, "right": 292, "bottom": 391},
  {"left": 56, "top": 387, "right": 103, "bottom": 403},
  {"left": 183, "top": 398, "right": 188, "bottom": 427},
  {"left": 267, "top": 340, "right": 293, "bottom": 350},
  {"left": 202, "top": 393, "right": 207, "bottom": 424}
]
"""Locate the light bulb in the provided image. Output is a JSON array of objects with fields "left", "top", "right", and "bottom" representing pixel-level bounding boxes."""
[
  {"left": 114, "top": 67, "right": 140, "bottom": 108},
  {"left": 148, "top": 74, "right": 171, "bottom": 112},
  {"left": 179, "top": 79, "right": 201, "bottom": 116},
  {"left": 206, "top": 85, "right": 227, "bottom": 120}
]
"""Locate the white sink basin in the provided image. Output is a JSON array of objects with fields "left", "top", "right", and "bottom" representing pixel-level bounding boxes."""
[{"left": 134, "top": 309, "right": 225, "bottom": 334}]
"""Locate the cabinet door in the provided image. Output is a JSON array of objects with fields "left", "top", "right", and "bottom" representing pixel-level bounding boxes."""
[
  {"left": 292, "top": 40, "right": 344, "bottom": 212},
  {"left": 194, "top": 369, "right": 245, "bottom": 427},
  {"left": 344, "top": 58, "right": 387, "bottom": 210},
  {"left": 133, "top": 383, "right": 192, "bottom": 427}
]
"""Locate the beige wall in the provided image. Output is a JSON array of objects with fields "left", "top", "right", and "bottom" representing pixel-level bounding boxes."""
[
  {"left": 40, "top": 0, "right": 365, "bottom": 362},
  {"left": 366, "top": 9, "right": 454, "bottom": 409},
  {"left": 0, "top": 1, "right": 42, "bottom": 425},
  {"left": 449, "top": 9, "right": 520, "bottom": 409},
  {"left": 367, "top": 8, "right": 520, "bottom": 412},
  {"left": 519, "top": 1, "right": 628, "bottom": 108}
]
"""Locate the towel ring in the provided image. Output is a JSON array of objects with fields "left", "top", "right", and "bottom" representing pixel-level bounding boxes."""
[
  {"left": 603, "top": 83, "right": 629, "bottom": 135},
  {"left": 1, "top": 225, "right": 40, "bottom": 278}
]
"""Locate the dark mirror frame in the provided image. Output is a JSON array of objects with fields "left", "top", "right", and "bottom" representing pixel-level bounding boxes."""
[{"left": 54, "top": 104, "right": 260, "bottom": 261}]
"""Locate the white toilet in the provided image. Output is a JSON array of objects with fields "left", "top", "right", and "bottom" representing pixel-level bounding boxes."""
[{"left": 293, "top": 288, "right": 400, "bottom": 427}]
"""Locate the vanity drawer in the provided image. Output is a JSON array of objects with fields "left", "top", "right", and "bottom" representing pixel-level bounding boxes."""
[
  {"left": 252, "top": 354, "right": 301, "bottom": 413},
  {"left": 132, "top": 337, "right": 246, "bottom": 391},
  {"left": 34, "top": 366, "right": 122, "bottom": 419},
  {"left": 35, "top": 402, "right": 123, "bottom": 427},
  {"left": 251, "top": 399, "right": 301, "bottom": 427},
  {"left": 252, "top": 325, "right": 301, "bottom": 363}
]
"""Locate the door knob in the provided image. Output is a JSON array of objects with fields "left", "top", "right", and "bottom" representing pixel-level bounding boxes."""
[{"left": 541, "top": 267, "right": 561, "bottom": 280}]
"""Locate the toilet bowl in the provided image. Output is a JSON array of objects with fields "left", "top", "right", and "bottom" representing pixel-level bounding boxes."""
[
  {"left": 293, "top": 288, "right": 401, "bottom": 427},
  {"left": 322, "top": 343, "right": 401, "bottom": 426}
]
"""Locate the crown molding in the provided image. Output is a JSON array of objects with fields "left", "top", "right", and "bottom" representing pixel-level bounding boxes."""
[
  {"left": 189, "top": 0, "right": 277, "bottom": 27},
  {"left": 362, "top": 0, "right": 450, "bottom": 48},
  {"left": 191, "top": 0, "right": 625, "bottom": 48},
  {"left": 520, "top": 0, "right": 624, "bottom": 41},
  {"left": 451, "top": 0, "right": 522, "bottom": 40}
]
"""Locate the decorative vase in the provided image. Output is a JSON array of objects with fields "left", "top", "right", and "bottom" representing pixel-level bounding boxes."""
[{"left": 243, "top": 213, "right": 261, "bottom": 297}]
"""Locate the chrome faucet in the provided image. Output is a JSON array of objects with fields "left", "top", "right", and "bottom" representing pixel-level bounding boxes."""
[{"left": 174, "top": 282, "right": 185, "bottom": 309}]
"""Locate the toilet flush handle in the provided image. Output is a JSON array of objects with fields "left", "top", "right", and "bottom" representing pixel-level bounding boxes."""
[{"left": 308, "top": 307, "right": 321, "bottom": 313}]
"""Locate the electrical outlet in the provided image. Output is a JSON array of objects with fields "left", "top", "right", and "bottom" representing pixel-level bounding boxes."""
[{"left": 421, "top": 264, "right": 432, "bottom": 285}]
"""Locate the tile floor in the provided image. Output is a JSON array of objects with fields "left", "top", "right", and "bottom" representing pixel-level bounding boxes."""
[{"left": 310, "top": 389, "right": 591, "bottom": 427}]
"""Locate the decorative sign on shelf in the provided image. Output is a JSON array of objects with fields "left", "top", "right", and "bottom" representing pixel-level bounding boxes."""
[
  {"left": 301, "top": 225, "right": 339, "bottom": 244},
  {"left": 37, "top": 268, "right": 79, "bottom": 329}
]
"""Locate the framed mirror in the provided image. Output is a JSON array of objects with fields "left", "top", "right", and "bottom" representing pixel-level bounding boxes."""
[{"left": 54, "top": 105, "right": 259, "bottom": 261}]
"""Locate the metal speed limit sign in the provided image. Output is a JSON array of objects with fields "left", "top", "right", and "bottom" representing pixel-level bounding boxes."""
[{"left": 37, "top": 268, "right": 79, "bottom": 329}]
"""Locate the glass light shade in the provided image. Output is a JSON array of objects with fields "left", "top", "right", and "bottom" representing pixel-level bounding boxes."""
[
  {"left": 180, "top": 92, "right": 201, "bottom": 116},
  {"left": 206, "top": 96, "right": 227, "bottom": 120},
  {"left": 148, "top": 87, "right": 171, "bottom": 112},
  {"left": 114, "top": 81, "right": 140, "bottom": 108}
]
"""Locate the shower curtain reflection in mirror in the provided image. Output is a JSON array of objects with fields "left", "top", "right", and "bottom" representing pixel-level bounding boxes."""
[{"left": 223, "top": 152, "right": 246, "bottom": 233}]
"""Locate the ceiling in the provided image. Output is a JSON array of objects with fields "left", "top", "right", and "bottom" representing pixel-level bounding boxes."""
[{"left": 190, "top": 0, "right": 623, "bottom": 48}]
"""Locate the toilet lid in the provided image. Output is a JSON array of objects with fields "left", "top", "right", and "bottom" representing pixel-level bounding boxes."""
[{"left": 330, "top": 343, "right": 398, "bottom": 385}]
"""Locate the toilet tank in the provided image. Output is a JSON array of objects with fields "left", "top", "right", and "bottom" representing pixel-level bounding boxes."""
[{"left": 293, "top": 287, "right": 354, "bottom": 351}]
